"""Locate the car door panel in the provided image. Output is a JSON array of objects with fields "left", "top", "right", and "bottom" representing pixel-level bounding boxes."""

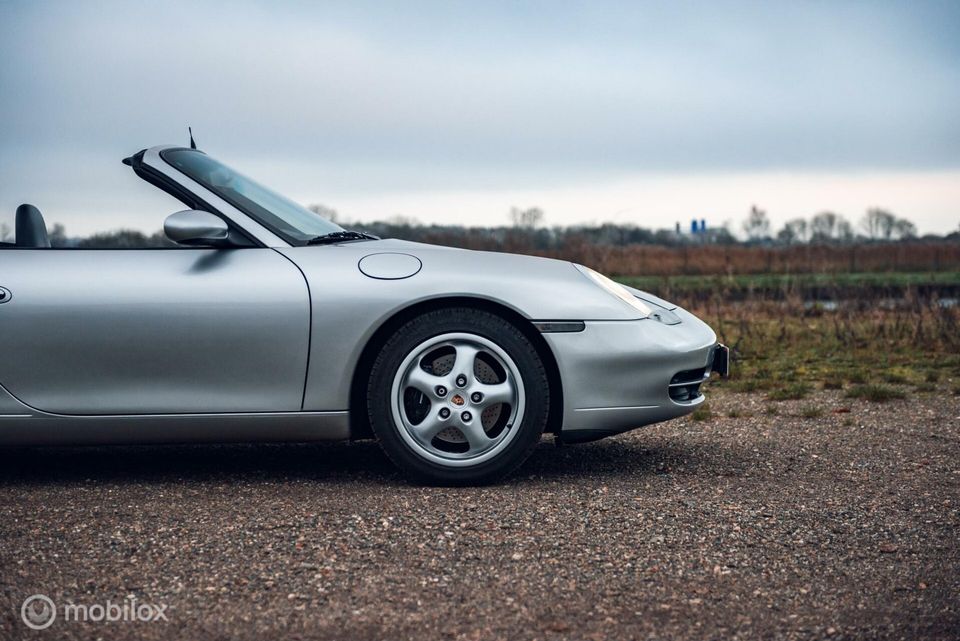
[{"left": 0, "top": 249, "right": 309, "bottom": 415}]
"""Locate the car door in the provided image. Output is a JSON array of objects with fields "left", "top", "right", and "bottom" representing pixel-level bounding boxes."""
[{"left": 0, "top": 247, "right": 310, "bottom": 415}]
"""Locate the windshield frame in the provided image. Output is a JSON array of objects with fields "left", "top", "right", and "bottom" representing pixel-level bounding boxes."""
[{"left": 159, "top": 148, "right": 343, "bottom": 246}]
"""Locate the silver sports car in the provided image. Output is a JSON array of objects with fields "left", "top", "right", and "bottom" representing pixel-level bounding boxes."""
[{"left": 0, "top": 144, "right": 728, "bottom": 484}]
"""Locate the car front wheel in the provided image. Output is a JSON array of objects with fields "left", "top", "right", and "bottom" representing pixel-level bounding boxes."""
[{"left": 367, "top": 308, "right": 549, "bottom": 484}]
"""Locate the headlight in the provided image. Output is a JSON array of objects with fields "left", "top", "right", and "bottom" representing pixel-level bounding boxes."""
[{"left": 574, "top": 264, "right": 653, "bottom": 318}]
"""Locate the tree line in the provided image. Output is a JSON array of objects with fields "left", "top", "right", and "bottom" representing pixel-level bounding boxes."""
[
  {"left": 741, "top": 206, "right": 920, "bottom": 244},
  {"left": 4, "top": 204, "right": 955, "bottom": 250},
  {"left": 343, "top": 205, "right": 956, "bottom": 252}
]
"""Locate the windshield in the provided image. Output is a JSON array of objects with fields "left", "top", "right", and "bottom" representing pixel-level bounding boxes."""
[{"left": 161, "top": 149, "right": 343, "bottom": 245}]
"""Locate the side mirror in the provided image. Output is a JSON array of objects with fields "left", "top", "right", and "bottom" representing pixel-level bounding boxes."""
[{"left": 164, "top": 210, "right": 230, "bottom": 247}]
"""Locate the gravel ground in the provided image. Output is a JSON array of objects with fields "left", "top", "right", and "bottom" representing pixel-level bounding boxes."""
[{"left": 1, "top": 390, "right": 958, "bottom": 641}]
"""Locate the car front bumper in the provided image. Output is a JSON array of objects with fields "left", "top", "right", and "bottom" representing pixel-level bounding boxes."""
[{"left": 541, "top": 306, "right": 722, "bottom": 443}]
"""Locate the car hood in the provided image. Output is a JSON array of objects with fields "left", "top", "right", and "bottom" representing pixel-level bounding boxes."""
[
  {"left": 279, "top": 238, "right": 649, "bottom": 321},
  {"left": 366, "top": 238, "right": 681, "bottom": 311}
]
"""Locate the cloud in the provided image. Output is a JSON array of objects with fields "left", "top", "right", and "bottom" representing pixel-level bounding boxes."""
[
  {"left": 3, "top": 0, "right": 959, "bottom": 168},
  {"left": 1, "top": 0, "right": 958, "bottom": 233}
]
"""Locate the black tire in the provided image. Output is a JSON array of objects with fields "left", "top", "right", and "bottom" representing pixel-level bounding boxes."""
[{"left": 367, "top": 307, "right": 549, "bottom": 485}]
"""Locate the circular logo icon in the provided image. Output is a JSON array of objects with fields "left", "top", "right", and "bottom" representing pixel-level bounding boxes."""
[{"left": 21, "top": 594, "right": 56, "bottom": 630}]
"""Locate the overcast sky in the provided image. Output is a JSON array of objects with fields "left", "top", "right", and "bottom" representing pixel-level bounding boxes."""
[{"left": 1, "top": 0, "right": 959, "bottom": 236}]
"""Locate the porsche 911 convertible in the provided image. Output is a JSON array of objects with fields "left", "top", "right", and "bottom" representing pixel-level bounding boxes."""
[{"left": 0, "top": 144, "right": 728, "bottom": 483}]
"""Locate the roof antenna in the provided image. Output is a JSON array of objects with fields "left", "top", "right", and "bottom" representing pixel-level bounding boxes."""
[{"left": 188, "top": 126, "right": 197, "bottom": 150}]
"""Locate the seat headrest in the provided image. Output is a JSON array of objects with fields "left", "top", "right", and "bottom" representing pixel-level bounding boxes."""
[{"left": 15, "top": 203, "right": 51, "bottom": 248}]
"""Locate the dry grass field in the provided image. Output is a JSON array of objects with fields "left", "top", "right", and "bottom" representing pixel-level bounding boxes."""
[
  {"left": 554, "top": 241, "right": 960, "bottom": 277},
  {"left": 621, "top": 274, "right": 960, "bottom": 417}
]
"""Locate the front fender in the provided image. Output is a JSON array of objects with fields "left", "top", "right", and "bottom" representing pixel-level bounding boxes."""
[{"left": 278, "top": 241, "right": 637, "bottom": 411}]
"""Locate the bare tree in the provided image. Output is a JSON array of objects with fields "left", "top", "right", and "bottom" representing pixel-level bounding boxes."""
[
  {"left": 788, "top": 218, "right": 809, "bottom": 242},
  {"left": 777, "top": 218, "right": 808, "bottom": 245},
  {"left": 509, "top": 206, "right": 544, "bottom": 229},
  {"left": 892, "top": 218, "right": 916, "bottom": 240},
  {"left": 836, "top": 219, "right": 855, "bottom": 243},
  {"left": 0, "top": 222, "right": 11, "bottom": 242},
  {"left": 810, "top": 211, "right": 839, "bottom": 241},
  {"left": 860, "top": 208, "right": 897, "bottom": 240},
  {"left": 308, "top": 204, "right": 340, "bottom": 223},
  {"left": 776, "top": 227, "right": 796, "bottom": 245},
  {"left": 741, "top": 205, "right": 770, "bottom": 241}
]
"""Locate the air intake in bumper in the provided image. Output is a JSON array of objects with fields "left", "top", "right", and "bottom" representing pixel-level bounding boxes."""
[{"left": 668, "top": 367, "right": 708, "bottom": 403}]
